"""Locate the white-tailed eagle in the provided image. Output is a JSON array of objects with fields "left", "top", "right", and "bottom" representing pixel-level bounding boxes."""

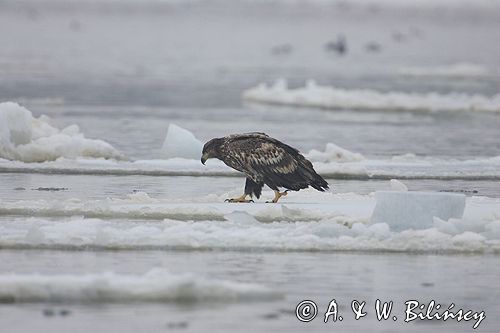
[{"left": 201, "top": 133, "right": 329, "bottom": 203}]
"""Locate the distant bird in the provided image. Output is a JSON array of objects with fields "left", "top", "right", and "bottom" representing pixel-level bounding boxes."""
[
  {"left": 365, "top": 41, "right": 382, "bottom": 53},
  {"left": 391, "top": 31, "right": 406, "bottom": 42},
  {"left": 201, "top": 133, "right": 329, "bottom": 203},
  {"left": 324, "top": 35, "right": 347, "bottom": 55},
  {"left": 271, "top": 43, "right": 293, "bottom": 56}
]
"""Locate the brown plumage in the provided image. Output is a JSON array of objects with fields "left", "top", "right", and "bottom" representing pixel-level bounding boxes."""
[{"left": 201, "top": 133, "right": 329, "bottom": 203}]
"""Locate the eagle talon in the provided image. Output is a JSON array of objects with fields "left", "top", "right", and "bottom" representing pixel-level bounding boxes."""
[
  {"left": 267, "top": 190, "right": 288, "bottom": 203},
  {"left": 224, "top": 195, "right": 253, "bottom": 203},
  {"left": 225, "top": 199, "right": 254, "bottom": 203}
]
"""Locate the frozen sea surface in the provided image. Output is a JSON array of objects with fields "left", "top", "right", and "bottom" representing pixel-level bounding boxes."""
[{"left": 1, "top": 0, "right": 500, "bottom": 332}]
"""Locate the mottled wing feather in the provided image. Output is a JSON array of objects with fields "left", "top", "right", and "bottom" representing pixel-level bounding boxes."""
[
  {"left": 222, "top": 136, "right": 298, "bottom": 186},
  {"left": 249, "top": 142, "right": 298, "bottom": 175},
  {"left": 221, "top": 137, "right": 268, "bottom": 182},
  {"left": 251, "top": 142, "right": 315, "bottom": 190}
]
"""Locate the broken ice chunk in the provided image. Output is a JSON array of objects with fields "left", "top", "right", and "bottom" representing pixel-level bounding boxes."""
[{"left": 371, "top": 191, "right": 465, "bottom": 231}]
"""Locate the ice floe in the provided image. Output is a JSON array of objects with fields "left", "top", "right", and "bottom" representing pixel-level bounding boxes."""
[
  {"left": 371, "top": 191, "right": 466, "bottom": 231},
  {"left": 0, "top": 190, "right": 371, "bottom": 222},
  {"left": 0, "top": 108, "right": 498, "bottom": 180},
  {"left": 242, "top": 79, "right": 500, "bottom": 112},
  {"left": 0, "top": 102, "right": 124, "bottom": 162},
  {"left": 161, "top": 123, "right": 203, "bottom": 160},
  {"left": 0, "top": 191, "right": 499, "bottom": 253},
  {"left": 0, "top": 268, "right": 280, "bottom": 303}
]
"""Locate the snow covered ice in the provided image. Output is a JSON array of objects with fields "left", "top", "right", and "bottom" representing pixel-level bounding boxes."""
[
  {"left": 0, "top": 102, "right": 124, "bottom": 162},
  {"left": 1, "top": 107, "right": 499, "bottom": 180},
  {"left": 242, "top": 79, "right": 500, "bottom": 112},
  {"left": 2, "top": 124, "right": 500, "bottom": 180},
  {"left": 0, "top": 190, "right": 498, "bottom": 253}
]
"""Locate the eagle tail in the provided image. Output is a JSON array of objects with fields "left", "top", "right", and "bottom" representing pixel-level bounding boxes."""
[
  {"left": 310, "top": 173, "right": 329, "bottom": 192},
  {"left": 297, "top": 157, "right": 329, "bottom": 192}
]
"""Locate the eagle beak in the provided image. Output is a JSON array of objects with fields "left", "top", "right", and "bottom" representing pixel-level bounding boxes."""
[{"left": 201, "top": 153, "right": 208, "bottom": 165}]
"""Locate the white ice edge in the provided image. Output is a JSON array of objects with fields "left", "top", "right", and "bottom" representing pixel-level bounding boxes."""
[
  {"left": 0, "top": 192, "right": 499, "bottom": 253},
  {"left": 1, "top": 155, "right": 499, "bottom": 179},
  {"left": 0, "top": 268, "right": 281, "bottom": 303},
  {"left": 242, "top": 79, "right": 500, "bottom": 112}
]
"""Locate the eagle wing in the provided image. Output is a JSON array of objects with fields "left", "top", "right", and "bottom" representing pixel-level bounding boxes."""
[{"left": 221, "top": 134, "right": 327, "bottom": 191}]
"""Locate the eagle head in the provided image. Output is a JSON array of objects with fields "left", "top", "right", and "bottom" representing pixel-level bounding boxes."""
[{"left": 201, "top": 138, "right": 224, "bottom": 165}]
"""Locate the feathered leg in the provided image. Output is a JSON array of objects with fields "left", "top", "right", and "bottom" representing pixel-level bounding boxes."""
[{"left": 266, "top": 190, "right": 288, "bottom": 203}]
